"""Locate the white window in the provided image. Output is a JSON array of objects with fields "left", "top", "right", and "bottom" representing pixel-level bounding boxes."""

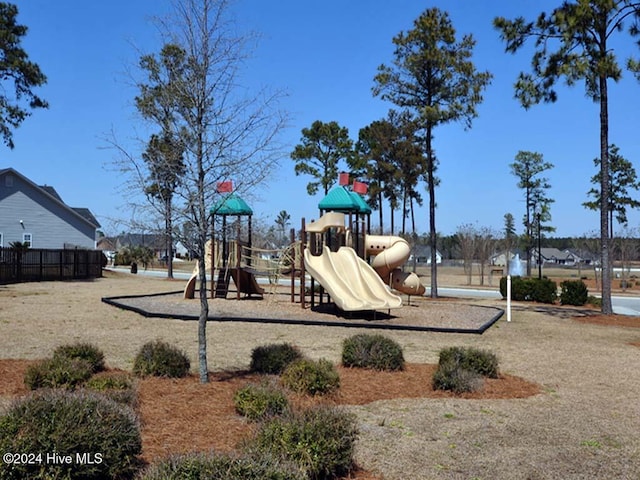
[
  {"left": 22, "top": 233, "right": 32, "bottom": 247},
  {"left": 0, "top": 232, "right": 3, "bottom": 247}
]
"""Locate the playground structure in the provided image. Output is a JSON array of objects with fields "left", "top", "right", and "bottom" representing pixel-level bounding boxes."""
[
  {"left": 303, "top": 211, "right": 425, "bottom": 311},
  {"left": 183, "top": 238, "right": 298, "bottom": 299},
  {"left": 184, "top": 186, "right": 297, "bottom": 300},
  {"left": 184, "top": 176, "right": 425, "bottom": 311}
]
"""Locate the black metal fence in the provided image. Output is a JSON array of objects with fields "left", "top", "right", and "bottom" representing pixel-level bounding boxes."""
[{"left": 0, "top": 248, "right": 104, "bottom": 284}]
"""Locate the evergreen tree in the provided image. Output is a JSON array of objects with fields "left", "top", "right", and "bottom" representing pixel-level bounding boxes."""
[
  {"left": 374, "top": 7, "right": 492, "bottom": 297},
  {"left": 510, "top": 151, "right": 554, "bottom": 277},
  {"left": 494, "top": 0, "right": 640, "bottom": 313},
  {"left": 0, "top": 2, "right": 48, "bottom": 149},
  {"left": 291, "top": 120, "right": 354, "bottom": 196},
  {"left": 584, "top": 144, "right": 640, "bottom": 239}
]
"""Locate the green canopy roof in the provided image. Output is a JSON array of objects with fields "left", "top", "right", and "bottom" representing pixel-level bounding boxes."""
[
  {"left": 210, "top": 193, "right": 253, "bottom": 216},
  {"left": 349, "top": 191, "right": 372, "bottom": 214},
  {"left": 318, "top": 186, "right": 371, "bottom": 214}
]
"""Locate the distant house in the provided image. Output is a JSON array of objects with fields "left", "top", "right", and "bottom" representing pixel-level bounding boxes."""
[
  {"left": 563, "top": 248, "right": 599, "bottom": 266},
  {"left": 408, "top": 245, "right": 442, "bottom": 265},
  {"left": 0, "top": 168, "right": 100, "bottom": 249},
  {"left": 98, "top": 233, "right": 173, "bottom": 262},
  {"left": 531, "top": 247, "right": 578, "bottom": 265},
  {"left": 491, "top": 249, "right": 526, "bottom": 267}
]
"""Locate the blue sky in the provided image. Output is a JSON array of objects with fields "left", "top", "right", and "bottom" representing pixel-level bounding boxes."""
[{"left": 8, "top": 0, "right": 640, "bottom": 238}]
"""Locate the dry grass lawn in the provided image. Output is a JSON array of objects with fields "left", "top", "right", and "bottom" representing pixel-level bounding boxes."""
[{"left": 1, "top": 270, "right": 640, "bottom": 479}]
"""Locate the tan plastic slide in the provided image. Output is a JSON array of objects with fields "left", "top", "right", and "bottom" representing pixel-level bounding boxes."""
[
  {"left": 304, "top": 245, "right": 403, "bottom": 311},
  {"left": 367, "top": 235, "right": 426, "bottom": 296}
]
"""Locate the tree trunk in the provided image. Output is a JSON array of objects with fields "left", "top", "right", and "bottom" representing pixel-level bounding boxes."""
[
  {"left": 390, "top": 204, "right": 394, "bottom": 235},
  {"left": 166, "top": 196, "right": 174, "bottom": 279},
  {"left": 410, "top": 197, "right": 416, "bottom": 238},
  {"left": 197, "top": 254, "right": 209, "bottom": 383},
  {"left": 197, "top": 116, "right": 210, "bottom": 383},
  {"left": 378, "top": 191, "right": 384, "bottom": 234},
  {"left": 401, "top": 185, "right": 407, "bottom": 236},
  {"left": 599, "top": 75, "right": 612, "bottom": 314},
  {"left": 426, "top": 125, "right": 438, "bottom": 298},
  {"left": 525, "top": 186, "right": 532, "bottom": 277}
]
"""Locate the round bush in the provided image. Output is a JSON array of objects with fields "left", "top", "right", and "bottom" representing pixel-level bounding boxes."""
[
  {"left": 341, "top": 334, "right": 405, "bottom": 371},
  {"left": 133, "top": 340, "right": 190, "bottom": 378},
  {"left": 139, "top": 451, "right": 304, "bottom": 480},
  {"left": 438, "top": 346, "right": 499, "bottom": 379},
  {"left": 560, "top": 280, "right": 589, "bottom": 306},
  {"left": 247, "top": 406, "right": 358, "bottom": 480},
  {"left": 432, "top": 360, "right": 483, "bottom": 394},
  {"left": 250, "top": 343, "right": 303, "bottom": 374},
  {"left": 499, "top": 276, "right": 557, "bottom": 303},
  {"left": 0, "top": 389, "right": 142, "bottom": 479},
  {"left": 85, "top": 371, "right": 137, "bottom": 407},
  {"left": 281, "top": 358, "right": 340, "bottom": 396},
  {"left": 24, "top": 356, "right": 93, "bottom": 390},
  {"left": 53, "top": 342, "right": 105, "bottom": 373},
  {"left": 234, "top": 380, "right": 289, "bottom": 421}
]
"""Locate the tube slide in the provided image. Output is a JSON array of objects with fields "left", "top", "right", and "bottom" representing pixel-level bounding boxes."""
[
  {"left": 304, "top": 246, "right": 402, "bottom": 311},
  {"left": 366, "top": 235, "right": 426, "bottom": 296}
]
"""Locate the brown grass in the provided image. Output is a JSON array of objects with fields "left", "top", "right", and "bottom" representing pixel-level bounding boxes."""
[{"left": 1, "top": 270, "right": 640, "bottom": 479}]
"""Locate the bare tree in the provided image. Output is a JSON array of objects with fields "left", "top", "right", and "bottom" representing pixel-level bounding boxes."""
[
  {"left": 475, "top": 226, "right": 497, "bottom": 286},
  {"left": 456, "top": 223, "right": 477, "bottom": 286},
  {"left": 580, "top": 231, "right": 602, "bottom": 289},
  {"left": 614, "top": 226, "right": 639, "bottom": 291},
  {"left": 115, "top": 0, "right": 287, "bottom": 383}
]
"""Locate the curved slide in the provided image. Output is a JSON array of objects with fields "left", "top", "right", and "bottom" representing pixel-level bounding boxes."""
[
  {"left": 367, "top": 235, "right": 426, "bottom": 296},
  {"left": 304, "top": 246, "right": 402, "bottom": 311}
]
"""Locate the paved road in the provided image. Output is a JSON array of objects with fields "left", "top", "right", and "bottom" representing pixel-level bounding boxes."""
[
  {"left": 428, "top": 286, "right": 640, "bottom": 316},
  {"left": 107, "top": 268, "right": 640, "bottom": 315}
]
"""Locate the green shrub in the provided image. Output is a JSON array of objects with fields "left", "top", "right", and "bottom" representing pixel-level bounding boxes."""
[
  {"left": 114, "top": 245, "right": 155, "bottom": 268},
  {"left": 500, "top": 276, "right": 557, "bottom": 303},
  {"left": 432, "top": 360, "right": 483, "bottom": 394},
  {"left": 281, "top": 358, "right": 340, "bottom": 396},
  {"left": 560, "top": 280, "right": 589, "bottom": 306},
  {"left": 24, "top": 356, "right": 93, "bottom": 390},
  {"left": 247, "top": 406, "right": 357, "bottom": 480},
  {"left": 53, "top": 342, "right": 105, "bottom": 373},
  {"left": 234, "top": 380, "right": 289, "bottom": 421},
  {"left": 0, "top": 389, "right": 142, "bottom": 479},
  {"left": 531, "top": 277, "right": 558, "bottom": 303},
  {"left": 341, "top": 334, "right": 405, "bottom": 371},
  {"left": 85, "top": 371, "right": 137, "bottom": 407},
  {"left": 500, "top": 275, "right": 528, "bottom": 300},
  {"left": 250, "top": 343, "right": 303, "bottom": 374},
  {"left": 140, "top": 451, "right": 304, "bottom": 480},
  {"left": 438, "top": 346, "right": 499, "bottom": 378},
  {"left": 587, "top": 295, "right": 602, "bottom": 307},
  {"left": 133, "top": 340, "right": 190, "bottom": 378}
]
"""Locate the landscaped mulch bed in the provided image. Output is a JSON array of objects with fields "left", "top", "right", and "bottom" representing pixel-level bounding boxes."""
[{"left": 0, "top": 358, "right": 539, "bottom": 475}]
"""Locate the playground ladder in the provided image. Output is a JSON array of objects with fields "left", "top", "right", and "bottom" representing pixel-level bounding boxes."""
[{"left": 214, "top": 268, "right": 231, "bottom": 298}]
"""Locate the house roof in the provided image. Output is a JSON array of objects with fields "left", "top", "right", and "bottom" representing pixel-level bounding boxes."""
[
  {"left": 411, "top": 245, "right": 442, "bottom": 258},
  {"left": 102, "top": 233, "right": 170, "bottom": 251},
  {"left": 39, "top": 185, "right": 63, "bottom": 202},
  {"left": 537, "top": 247, "right": 573, "bottom": 261},
  {"left": 0, "top": 168, "right": 101, "bottom": 228},
  {"left": 564, "top": 248, "right": 598, "bottom": 262}
]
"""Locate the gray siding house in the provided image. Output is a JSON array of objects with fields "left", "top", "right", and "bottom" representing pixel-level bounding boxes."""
[{"left": 0, "top": 168, "right": 100, "bottom": 249}]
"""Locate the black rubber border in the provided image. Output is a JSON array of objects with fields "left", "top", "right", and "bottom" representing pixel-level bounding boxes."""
[{"left": 101, "top": 291, "right": 503, "bottom": 335}]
